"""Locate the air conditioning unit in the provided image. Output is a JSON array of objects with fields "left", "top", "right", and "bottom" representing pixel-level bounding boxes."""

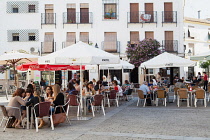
[{"left": 30, "top": 47, "right": 37, "bottom": 53}]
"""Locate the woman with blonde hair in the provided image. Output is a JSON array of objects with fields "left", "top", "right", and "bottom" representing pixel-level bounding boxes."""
[{"left": 53, "top": 84, "right": 64, "bottom": 114}]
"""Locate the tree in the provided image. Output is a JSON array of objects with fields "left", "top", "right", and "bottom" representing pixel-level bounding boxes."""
[
  {"left": 0, "top": 64, "right": 12, "bottom": 74},
  {"left": 200, "top": 60, "right": 210, "bottom": 77},
  {"left": 126, "top": 38, "right": 162, "bottom": 67}
]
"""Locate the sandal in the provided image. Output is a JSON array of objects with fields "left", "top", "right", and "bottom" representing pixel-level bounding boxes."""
[{"left": 15, "top": 125, "right": 24, "bottom": 129}]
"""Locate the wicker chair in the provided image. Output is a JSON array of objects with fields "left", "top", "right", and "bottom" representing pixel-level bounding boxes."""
[
  {"left": 194, "top": 89, "right": 206, "bottom": 107},
  {"left": 177, "top": 88, "right": 189, "bottom": 107},
  {"left": 156, "top": 90, "right": 166, "bottom": 107},
  {"left": 173, "top": 87, "right": 179, "bottom": 102},
  {"left": 137, "top": 90, "right": 147, "bottom": 107}
]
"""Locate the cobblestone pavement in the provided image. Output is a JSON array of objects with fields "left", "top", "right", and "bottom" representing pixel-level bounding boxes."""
[{"left": 0, "top": 95, "right": 210, "bottom": 140}]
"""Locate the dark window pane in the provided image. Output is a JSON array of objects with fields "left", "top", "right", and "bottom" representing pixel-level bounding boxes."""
[
  {"left": 13, "top": 8, "right": 18, "bottom": 13},
  {"left": 29, "top": 5, "right": 35, "bottom": 13}
]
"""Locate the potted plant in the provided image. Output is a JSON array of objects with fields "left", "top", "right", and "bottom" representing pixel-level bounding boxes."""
[
  {"left": 104, "top": 14, "right": 111, "bottom": 19},
  {"left": 67, "top": 19, "right": 73, "bottom": 23}
]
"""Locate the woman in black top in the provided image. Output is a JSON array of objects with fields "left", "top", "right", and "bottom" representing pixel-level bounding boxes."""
[
  {"left": 53, "top": 84, "right": 64, "bottom": 114},
  {"left": 26, "top": 91, "right": 45, "bottom": 128}
]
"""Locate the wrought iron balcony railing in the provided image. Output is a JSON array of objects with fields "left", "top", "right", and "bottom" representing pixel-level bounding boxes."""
[
  {"left": 62, "top": 41, "right": 76, "bottom": 49},
  {"left": 63, "top": 12, "right": 93, "bottom": 24},
  {"left": 162, "top": 11, "right": 177, "bottom": 26},
  {"left": 41, "top": 42, "right": 56, "bottom": 55},
  {"left": 101, "top": 41, "right": 120, "bottom": 53},
  {"left": 41, "top": 13, "right": 56, "bottom": 28},
  {"left": 161, "top": 40, "right": 178, "bottom": 53}
]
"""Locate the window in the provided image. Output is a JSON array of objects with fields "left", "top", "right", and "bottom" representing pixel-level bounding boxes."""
[
  {"left": 130, "top": 31, "right": 139, "bottom": 44},
  {"left": 80, "top": 32, "right": 89, "bottom": 44},
  {"left": 12, "top": 7, "right": 18, "bottom": 13},
  {"left": 145, "top": 31, "right": 154, "bottom": 39},
  {"left": 28, "top": 33, "right": 35, "bottom": 41},
  {"left": 28, "top": 5, "right": 35, "bottom": 13},
  {"left": 104, "top": 4, "right": 117, "bottom": 19},
  {"left": 12, "top": 33, "right": 19, "bottom": 41}
]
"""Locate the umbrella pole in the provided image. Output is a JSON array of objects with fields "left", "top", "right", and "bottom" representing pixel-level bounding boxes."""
[
  {"left": 13, "top": 63, "right": 17, "bottom": 87},
  {"left": 79, "top": 63, "right": 83, "bottom": 116},
  {"left": 108, "top": 68, "right": 110, "bottom": 86},
  {"left": 97, "top": 64, "right": 100, "bottom": 81}
]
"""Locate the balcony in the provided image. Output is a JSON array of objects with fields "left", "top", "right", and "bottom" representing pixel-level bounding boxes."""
[
  {"left": 161, "top": 40, "right": 178, "bottom": 53},
  {"left": 41, "top": 13, "right": 56, "bottom": 28},
  {"left": 162, "top": 11, "right": 177, "bottom": 26},
  {"left": 41, "top": 42, "right": 56, "bottom": 56},
  {"left": 62, "top": 41, "right": 76, "bottom": 49},
  {"left": 101, "top": 41, "right": 120, "bottom": 54},
  {"left": 127, "top": 11, "right": 157, "bottom": 27},
  {"left": 63, "top": 12, "right": 93, "bottom": 28}
]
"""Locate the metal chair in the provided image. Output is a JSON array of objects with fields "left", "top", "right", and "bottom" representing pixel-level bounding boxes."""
[
  {"left": 194, "top": 89, "right": 206, "bottom": 107},
  {"left": 137, "top": 90, "right": 147, "bottom": 107},
  {"left": 89, "top": 95, "right": 105, "bottom": 117},
  {"left": 54, "top": 99, "right": 71, "bottom": 125},
  {"left": 0, "top": 105, "right": 21, "bottom": 132},
  {"left": 34, "top": 102, "right": 54, "bottom": 132},
  {"left": 156, "top": 90, "right": 167, "bottom": 107},
  {"left": 107, "top": 90, "right": 119, "bottom": 107},
  {"left": 66, "top": 95, "right": 80, "bottom": 117},
  {"left": 126, "top": 89, "right": 133, "bottom": 101},
  {"left": 177, "top": 89, "right": 190, "bottom": 107}
]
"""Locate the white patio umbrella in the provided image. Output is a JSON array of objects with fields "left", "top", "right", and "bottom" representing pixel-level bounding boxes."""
[
  {"left": 38, "top": 41, "right": 120, "bottom": 117},
  {"left": 190, "top": 51, "right": 210, "bottom": 61},
  {"left": 0, "top": 51, "right": 39, "bottom": 87},
  {"left": 140, "top": 52, "right": 196, "bottom": 68}
]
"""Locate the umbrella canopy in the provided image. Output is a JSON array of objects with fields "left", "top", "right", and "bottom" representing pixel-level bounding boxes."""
[
  {"left": 0, "top": 51, "right": 38, "bottom": 65},
  {"left": 38, "top": 41, "right": 120, "bottom": 65},
  {"left": 140, "top": 52, "right": 196, "bottom": 68},
  {"left": 16, "top": 61, "right": 85, "bottom": 71},
  {"left": 190, "top": 51, "right": 210, "bottom": 61},
  {"left": 0, "top": 51, "right": 39, "bottom": 85},
  {"left": 86, "top": 60, "right": 134, "bottom": 70}
]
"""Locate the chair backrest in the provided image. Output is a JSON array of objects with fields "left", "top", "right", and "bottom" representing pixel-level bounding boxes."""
[
  {"left": 157, "top": 90, "right": 165, "bottom": 98},
  {"left": 137, "top": 90, "right": 145, "bottom": 99},
  {"left": 68, "top": 95, "right": 79, "bottom": 106},
  {"left": 109, "top": 90, "right": 117, "bottom": 99},
  {"left": 178, "top": 89, "right": 188, "bottom": 99},
  {"left": 93, "top": 95, "right": 104, "bottom": 106},
  {"left": 127, "top": 89, "right": 133, "bottom": 95},
  {"left": 195, "top": 89, "right": 205, "bottom": 99},
  {"left": 38, "top": 102, "right": 51, "bottom": 117},
  {"left": 0, "top": 105, "right": 8, "bottom": 117},
  {"left": 208, "top": 86, "right": 210, "bottom": 93},
  {"left": 174, "top": 87, "right": 179, "bottom": 95},
  {"left": 71, "top": 90, "right": 79, "bottom": 95},
  {"left": 192, "top": 86, "right": 198, "bottom": 90}
]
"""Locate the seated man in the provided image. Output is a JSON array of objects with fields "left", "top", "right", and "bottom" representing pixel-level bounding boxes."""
[{"left": 139, "top": 81, "right": 151, "bottom": 106}]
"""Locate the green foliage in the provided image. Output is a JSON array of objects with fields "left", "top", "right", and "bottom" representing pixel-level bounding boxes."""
[{"left": 200, "top": 61, "right": 210, "bottom": 69}]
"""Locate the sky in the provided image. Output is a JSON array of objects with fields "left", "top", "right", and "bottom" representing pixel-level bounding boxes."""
[{"left": 184, "top": 0, "right": 210, "bottom": 19}]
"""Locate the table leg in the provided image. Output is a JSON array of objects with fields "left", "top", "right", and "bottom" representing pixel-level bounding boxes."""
[
  {"left": 191, "top": 92, "right": 193, "bottom": 107},
  {"left": 26, "top": 106, "right": 29, "bottom": 129}
]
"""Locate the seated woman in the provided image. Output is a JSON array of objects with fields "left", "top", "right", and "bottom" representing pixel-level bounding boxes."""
[
  {"left": 122, "top": 80, "right": 131, "bottom": 101},
  {"left": 191, "top": 77, "right": 199, "bottom": 86},
  {"left": 112, "top": 80, "right": 123, "bottom": 97},
  {"left": 65, "top": 82, "right": 76, "bottom": 95},
  {"left": 82, "top": 82, "right": 96, "bottom": 112},
  {"left": 26, "top": 91, "right": 45, "bottom": 128},
  {"left": 6, "top": 88, "right": 28, "bottom": 128},
  {"left": 82, "top": 82, "right": 96, "bottom": 96},
  {"left": 53, "top": 84, "right": 64, "bottom": 114},
  {"left": 74, "top": 80, "right": 80, "bottom": 92},
  {"left": 45, "top": 86, "right": 54, "bottom": 101},
  {"left": 21, "top": 88, "right": 34, "bottom": 119}
]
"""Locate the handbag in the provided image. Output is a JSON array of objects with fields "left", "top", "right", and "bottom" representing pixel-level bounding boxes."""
[{"left": 52, "top": 113, "right": 66, "bottom": 126}]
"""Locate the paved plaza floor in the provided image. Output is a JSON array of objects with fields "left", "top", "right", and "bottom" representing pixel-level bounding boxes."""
[{"left": 0, "top": 95, "right": 210, "bottom": 140}]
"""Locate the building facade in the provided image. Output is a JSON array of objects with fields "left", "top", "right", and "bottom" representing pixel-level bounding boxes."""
[
  {"left": 0, "top": 0, "right": 185, "bottom": 84},
  {"left": 184, "top": 17, "right": 210, "bottom": 79}
]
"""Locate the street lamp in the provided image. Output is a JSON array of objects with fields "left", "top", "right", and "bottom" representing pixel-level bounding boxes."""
[{"left": 95, "top": 43, "right": 98, "bottom": 48}]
